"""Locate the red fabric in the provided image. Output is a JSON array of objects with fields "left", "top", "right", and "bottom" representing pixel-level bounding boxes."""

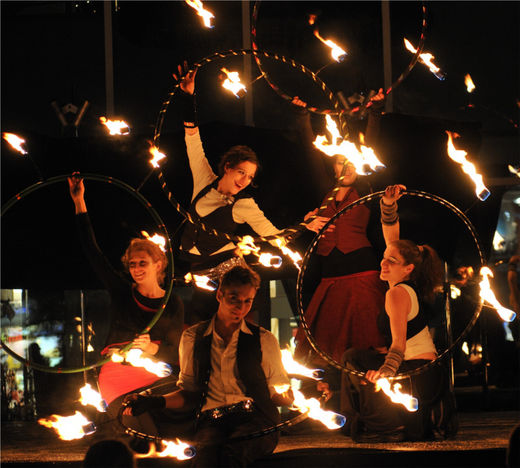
[
  {"left": 295, "top": 270, "right": 386, "bottom": 364},
  {"left": 98, "top": 360, "right": 161, "bottom": 405},
  {"left": 316, "top": 188, "right": 372, "bottom": 256}
]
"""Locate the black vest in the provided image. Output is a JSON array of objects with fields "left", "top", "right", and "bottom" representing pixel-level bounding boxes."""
[
  {"left": 180, "top": 179, "right": 251, "bottom": 258},
  {"left": 192, "top": 320, "right": 280, "bottom": 424},
  {"left": 377, "top": 281, "right": 430, "bottom": 348}
]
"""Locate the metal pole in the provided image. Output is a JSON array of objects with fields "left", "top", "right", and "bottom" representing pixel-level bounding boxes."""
[
  {"left": 444, "top": 262, "right": 454, "bottom": 391},
  {"left": 104, "top": 1, "right": 115, "bottom": 117},
  {"left": 242, "top": 1, "right": 254, "bottom": 126},
  {"left": 381, "top": 0, "right": 393, "bottom": 113},
  {"left": 80, "top": 290, "right": 87, "bottom": 384}
]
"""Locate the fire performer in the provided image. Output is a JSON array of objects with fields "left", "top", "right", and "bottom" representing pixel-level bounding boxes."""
[
  {"left": 68, "top": 176, "right": 184, "bottom": 444},
  {"left": 291, "top": 98, "right": 386, "bottom": 398},
  {"left": 124, "top": 265, "right": 294, "bottom": 467},
  {"left": 173, "top": 64, "right": 326, "bottom": 324},
  {"left": 341, "top": 185, "right": 456, "bottom": 442}
]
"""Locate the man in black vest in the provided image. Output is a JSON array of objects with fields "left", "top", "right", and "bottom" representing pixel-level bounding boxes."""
[{"left": 125, "top": 266, "right": 293, "bottom": 466}]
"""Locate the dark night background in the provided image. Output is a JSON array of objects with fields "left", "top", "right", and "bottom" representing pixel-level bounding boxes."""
[{"left": 1, "top": 1, "right": 519, "bottom": 290}]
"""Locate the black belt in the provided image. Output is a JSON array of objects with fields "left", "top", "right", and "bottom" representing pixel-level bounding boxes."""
[{"left": 201, "top": 399, "right": 254, "bottom": 420}]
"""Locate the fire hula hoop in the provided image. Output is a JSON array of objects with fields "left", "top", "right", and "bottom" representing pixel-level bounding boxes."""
[
  {"left": 0, "top": 173, "right": 174, "bottom": 374},
  {"left": 296, "top": 189, "right": 485, "bottom": 381}
]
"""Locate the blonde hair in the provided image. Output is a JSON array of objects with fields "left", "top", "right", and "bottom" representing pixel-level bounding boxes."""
[{"left": 121, "top": 238, "right": 167, "bottom": 285}]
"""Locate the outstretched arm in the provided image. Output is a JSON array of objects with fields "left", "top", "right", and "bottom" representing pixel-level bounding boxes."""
[
  {"left": 68, "top": 174, "right": 87, "bottom": 214},
  {"left": 173, "top": 61, "right": 198, "bottom": 136}
]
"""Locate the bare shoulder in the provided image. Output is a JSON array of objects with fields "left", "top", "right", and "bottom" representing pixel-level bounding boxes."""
[{"left": 386, "top": 285, "right": 411, "bottom": 311}]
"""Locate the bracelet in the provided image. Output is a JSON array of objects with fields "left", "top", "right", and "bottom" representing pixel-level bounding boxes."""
[
  {"left": 380, "top": 198, "right": 399, "bottom": 226},
  {"left": 378, "top": 347, "right": 404, "bottom": 378},
  {"left": 184, "top": 123, "right": 197, "bottom": 129}
]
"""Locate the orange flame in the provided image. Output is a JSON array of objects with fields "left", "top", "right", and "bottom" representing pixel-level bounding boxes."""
[
  {"left": 38, "top": 411, "right": 95, "bottom": 440},
  {"left": 313, "top": 115, "right": 385, "bottom": 175},
  {"left": 149, "top": 145, "right": 167, "bottom": 168},
  {"left": 445, "top": 131, "right": 490, "bottom": 201},
  {"left": 508, "top": 165, "right": 520, "bottom": 178},
  {"left": 156, "top": 439, "right": 196, "bottom": 460},
  {"left": 275, "top": 238, "right": 302, "bottom": 271},
  {"left": 258, "top": 252, "right": 282, "bottom": 268},
  {"left": 280, "top": 349, "right": 323, "bottom": 380},
  {"left": 464, "top": 74, "right": 476, "bottom": 93},
  {"left": 479, "top": 267, "right": 516, "bottom": 322},
  {"left": 221, "top": 68, "right": 247, "bottom": 98},
  {"left": 237, "top": 235, "right": 259, "bottom": 256},
  {"left": 99, "top": 116, "right": 130, "bottom": 135},
  {"left": 141, "top": 230, "right": 166, "bottom": 252},
  {"left": 404, "top": 38, "right": 444, "bottom": 79},
  {"left": 111, "top": 349, "right": 172, "bottom": 377},
  {"left": 184, "top": 272, "right": 217, "bottom": 291},
  {"left": 313, "top": 30, "right": 347, "bottom": 62},
  {"left": 78, "top": 383, "right": 107, "bottom": 413},
  {"left": 185, "top": 0, "right": 214, "bottom": 28},
  {"left": 3, "top": 132, "right": 28, "bottom": 154},
  {"left": 375, "top": 378, "right": 418, "bottom": 412}
]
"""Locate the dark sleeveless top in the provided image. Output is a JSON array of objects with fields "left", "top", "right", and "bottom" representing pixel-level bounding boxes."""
[{"left": 192, "top": 320, "right": 280, "bottom": 424}]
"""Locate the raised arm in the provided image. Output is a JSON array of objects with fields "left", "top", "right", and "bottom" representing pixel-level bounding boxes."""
[{"left": 380, "top": 184, "right": 405, "bottom": 246}]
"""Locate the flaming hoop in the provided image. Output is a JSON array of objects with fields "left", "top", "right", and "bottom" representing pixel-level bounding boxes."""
[
  {"left": 296, "top": 190, "right": 485, "bottom": 380},
  {"left": 0, "top": 173, "right": 174, "bottom": 374}
]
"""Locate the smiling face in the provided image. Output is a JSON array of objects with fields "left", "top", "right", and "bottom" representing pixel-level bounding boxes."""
[
  {"left": 334, "top": 156, "right": 357, "bottom": 186},
  {"left": 216, "top": 283, "right": 257, "bottom": 325},
  {"left": 380, "top": 244, "right": 415, "bottom": 286},
  {"left": 128, "top": 250, "right": 161, "bottom": 286},
  {"left": 218, "top": 161, "right": 257, "bottom": 196}
]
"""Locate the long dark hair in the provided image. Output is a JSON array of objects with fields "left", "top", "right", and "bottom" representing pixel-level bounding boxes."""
[{"left": 392, "top": 239, "right": 443, "bottom": 303}]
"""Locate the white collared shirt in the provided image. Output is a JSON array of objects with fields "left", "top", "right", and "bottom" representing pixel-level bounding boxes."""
[{"left": 177, "top": 317, "right": 290, "bottom": 412}]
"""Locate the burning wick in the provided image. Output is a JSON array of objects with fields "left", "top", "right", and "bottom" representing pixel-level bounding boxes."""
[
  {"left": 111, "top": 349, "right": 173, "bottom": 377},
  {"left": 508, "top": 165, "right": 520, "bottom": 178},
  {"left": 280, "top": 349, "right": 323, "bottom": 380},
  {"left": 445, "top": 131, "right": 490, "bottom": 201},
  {"left": 99, "top": 117, "right": 130, "bottom": 135},
  {"left": 275, "top": 238, "right": 303, "bottom": 271},
  {"left": 156, "top": 439, "right": 196, "bottom": 460},
  {"left": 3, "top": 132, "right": 28, "bottom": 154},
  {"left": 313, "top": 29, "right": 347, "bottom": 62},
  {"left": 38, "top": 411, "right": 96, "bottom": 440},
  {"left": 79, "top": 383, "right": 107, "bottom": 413},
  {"left": 258, "top": 253, "right": 282, "bottom": 268},
  {"left": 403, "top": 38, "right": 445, "bottom": 80},
  {"left": 149, "top": 144, "right": 167, "bottom": 168},
  {"left": 185, "top": 0, "right": 214, "bottom": 28},
  {"left": 237, "top": 236, "right": 283, "bottom": 269},
  {"left": 313, "top": 115, "right": 386, "bottom": 176},
  {"left": 184, "top": 272, "right": 218, "bottom": 291},
  {"left": 141, "top": 230, "right": 166, "bottom": 252},
  {"left": 479, "top": 267, "right": 516, "bottom": 322},
  {"left": 375, "top": 378, "right": 419, "bottom": 412},
  {"left": 220, "top": 68, "right": 247, "bottom": 98},
  {"left": 464, "top": 74, "right": 476, "bottom": 93}
]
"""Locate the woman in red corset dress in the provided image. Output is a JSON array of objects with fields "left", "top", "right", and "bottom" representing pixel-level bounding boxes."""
[{"left": 294, "top": 154, "right": 386, "bottom": 368}]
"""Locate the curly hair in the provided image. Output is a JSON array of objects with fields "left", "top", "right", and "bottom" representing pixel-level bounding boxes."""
[
  {"left": 217, "top": 145, "right": 260, "bottom": 180},
  {"left": 121, "top": 238, "right": 167, "bottom": 285},
  {"left": 219, "top": 265, "right": 261, "bottom": 292},
  {"left": 391, "top": 239, "right": 444, "bottom": 303}
]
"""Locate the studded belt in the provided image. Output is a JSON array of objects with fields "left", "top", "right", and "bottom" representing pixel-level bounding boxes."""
[{"left": 201, "top": 399, "right": 255, "bottom": 420}]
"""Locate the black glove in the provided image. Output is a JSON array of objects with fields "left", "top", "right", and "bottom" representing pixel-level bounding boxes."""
[{"left": 126, "top": 394, "right": 165, "bottom": 416}]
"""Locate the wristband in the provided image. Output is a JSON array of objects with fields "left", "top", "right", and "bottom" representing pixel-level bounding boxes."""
[
  {"left": 178, "top": 91, "right": 198, "bottom": 125},
  {"left": 378, "top": 347, "right": 404, "bottom": 378},
  {"left": 380, "top": 199, "right": 399, "bottom": 226}
]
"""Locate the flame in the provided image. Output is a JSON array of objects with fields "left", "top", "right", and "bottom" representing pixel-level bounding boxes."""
[
  {"left": 149, "top": 145, "right": 167, "bottom": 168},
  {"left": 99, "top": 116, "right": 130, "bottom": 135},
  {"left": 464, "top": 74, "right": 476, "bottom": 93},
  {"left": 184, "top": 272, "right": 217, "bottom": 291},
  {"left": 403, "top": 38, "right": 445, "bottom": 80},
  {"left": 111, "top": 349, "right": 172, "bottom": 377},
  {"left": 258, "top": 253, "right": 282, "bottom": 268},
  {"left": 38, "top": 411, "right": 95, "bottom": 440},
  {"left": 461, "top": 341, "right": 470, "bottom": 355},
  {"left": 3, "top": 132, "right": 28, "bottom": 154},
  {"left": 508, "top": 165, "right": 520, "bottom": 178},
  {"left": 493, "top": 231, "right": 506, "bottom": 251},
  {"left": 308, "top": 14, "right": 317, "bottom": 26},
  {"left": 157, "top": 439, "right": 196, "bottom": 460},
  {"left": 280, "top": 349, "right": 323, "bottom": 380},
  {"left": 221, "top": 68, "right": 247, "bottom": 98},
  {"left": 185, "top": 0, "right": 214, "bottom": 28},
  {"left": 141, "top": 230, "right": 166, "bottom": 252},
  {"left": 287, "top": 388, "right": 345, "bottom": 429},
  {"left": 313, "top": 30, "right": 347, "bottom": 62},
  {"left": 275, "top": 239, "right": 302, "bottom": 271},
  {"left": 375, "top": 378, "right": 418, "bottom": 412},
  {"left": 479, "top": 267, "right": 516, "bottom": 322},
  {"left": 313, "top": 115, "right": 385, "bottom": 175},
  {"left": 237, "top": 235, "right": 259, "bottom": 256},
  {"left": 446, "top": 131, "right": 490, "bottom": 201},
  {"left": 78, "top": 383, "right": 107, "bottom": 413},
  {"left": 450, "top": 284, "right": 461, "bottom": 299}
]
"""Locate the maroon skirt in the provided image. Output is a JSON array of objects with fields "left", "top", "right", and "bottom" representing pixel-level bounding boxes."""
[{"left": 295, "top": 270, "right": 386, "bottom": 364}]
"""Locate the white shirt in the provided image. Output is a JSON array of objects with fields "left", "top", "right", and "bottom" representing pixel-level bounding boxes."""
[
  {"left": 184, "top": 130, "right": 280, "bottom": 256},
  {"left": 177, "top": 317, "right": 290, "bottom": 412}
]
